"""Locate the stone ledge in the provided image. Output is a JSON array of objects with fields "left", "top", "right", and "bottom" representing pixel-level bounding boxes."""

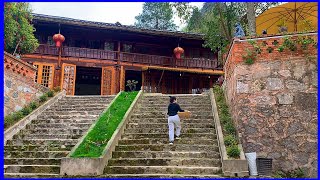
[
  {"left": 4, "top": 90, "right": 66, "bottom": 145},
  {"left": 209, "top": 88, "right": 249, "bottom": 177},
  {"left": 60, "top": 90, "right": 143, "bottom": 176}
]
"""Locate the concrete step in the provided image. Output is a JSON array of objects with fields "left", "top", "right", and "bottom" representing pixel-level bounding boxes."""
[
  {"left": 4, "top": 145, "right": 73, "bottom": 151},
  {"left": 130, "top": 114, "right": 213, "bottom": 119},
  {"left": 115, "top": 144, "right": 219, "bottom": 152},
  {"left": 4, "top": 165, "right": 60, "bottom": 174},
  {"left": 136, "top": 107, "right": 213, "bottom": 111},
  {"left": 121, "top": 133, "right": 217, "bottom": 139},
  {"left": 107, "top": 158, "right": 221, "bottom": 167},
  {"left": 32, "top": 119, "right": 95, "bottom": 124},
  {"left": 124, "top": 128, "right": 215, "bottom": 134},
  {"left": 104, "top": 165, "right": 221, "bottom": 175},
  {"left": 37, "top": 114, "right": 99, "bottom": 120},
  {"left": 140, "top": 102, "right": 212, "bottom": 106},
  {"left": 5, "top": 151, "right": 69, "bottom": 158},
  {"left": 112, "top": 151, "right": 220, "bottom": 159},
  {"left": 21, "top": 128, "right": 88, "bottom": 135},
  {"left": 129, "top": 118, "right": 214, "bottom": 124},
  {"left": 16, "top": 134, "right": 83, "bottom": 140},
  {"left": 133, "top": 111, "right": 213, "bottom": 116},
  {"left": 4, "top": 173, "right": 60, "bottom": 178},
  {"left": 101, "top": 173, "right": 222, "bottom": 178},
  {"left": 49, "top": 107, "right": 106, "bottom": 111},
  {"left": 118, "top": 138, "right": 217, "bottom": 145},
  {"left": 126, "top": 123, "right": 215, "bottom": 129},
  {"left": 41, "top": 110, "right": 103, "bottom": 116},
  {"left": 25, "top": 123, "right": 92, "bottom": 129},
  {"left": 4, "top": 158, "right": 61, "bottom": 165},
  {"left": 6, "top": 139, "right": 78, "bottom": 146}
]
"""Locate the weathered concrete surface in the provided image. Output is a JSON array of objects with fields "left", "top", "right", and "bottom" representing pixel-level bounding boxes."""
[{"left": 224, "top": 33, "right": 318, "bottom": 177}]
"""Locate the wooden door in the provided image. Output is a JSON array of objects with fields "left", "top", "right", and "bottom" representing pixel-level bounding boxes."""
[
  {"left": 33, "top": 62, "right": 55, "bottom": 89},
  {"left": 60, "top": 63, "right": 76, "bottom": 95},
  {"left": 101, "top": 66, "right": 116, "bottom": 95}
]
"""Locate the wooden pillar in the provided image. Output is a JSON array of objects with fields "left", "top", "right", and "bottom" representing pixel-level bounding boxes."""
[
  {"left": 151, "top": 72, "right": 156, "bottom": 93},
  {"left": 199, "top": 75, "right": 203, "bottom": 91},
  {"left": 142, "top": 71, "right": 145, "bottom": 92},
  {"left": 120, "top": 66, "right": 125, "bottom": 91},
  {"left": 209, "top": 76, "right": 213, "bottom": 88}
]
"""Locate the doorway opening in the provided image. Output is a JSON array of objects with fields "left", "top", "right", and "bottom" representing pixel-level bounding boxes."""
[
  {"left": 125, "top": 70, "right": 142, "bottom": 91},
  {"left": 75, "top": 66, "right": 102, "bottom": 95}
]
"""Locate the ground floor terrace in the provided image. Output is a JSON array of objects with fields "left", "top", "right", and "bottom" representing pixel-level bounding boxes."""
[{"left": 22, "top": 55, "right": 224, "bottom": 95}]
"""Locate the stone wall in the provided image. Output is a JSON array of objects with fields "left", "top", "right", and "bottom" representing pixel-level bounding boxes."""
[
  {"left": 224, "top": 33, "right": 317, "bottom": 177},
  {"left": 4, "top": 52, "right": 49, "bottom": 116}
]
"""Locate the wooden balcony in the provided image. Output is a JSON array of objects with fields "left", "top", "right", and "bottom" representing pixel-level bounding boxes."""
[{"left": 34, "top": 44, "right": 222, "bottom": 70}]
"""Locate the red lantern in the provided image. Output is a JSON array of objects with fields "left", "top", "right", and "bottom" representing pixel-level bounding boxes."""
[
  {"left": 53, "top": 33, "right": 65, "bottom": 47},
  {"left": 173, "top": 47, "right": 184, "bottom": 59}
]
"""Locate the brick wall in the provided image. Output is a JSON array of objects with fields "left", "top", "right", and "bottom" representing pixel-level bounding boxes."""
[
  {"left": 224, "top": 33, "right": 318, "bottom": 177},
  {"left": 4, "top": 52, "right": 49, "bottom": 116}
]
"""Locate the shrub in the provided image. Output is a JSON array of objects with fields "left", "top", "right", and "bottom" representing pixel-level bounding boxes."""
[
  {"left": 53, "top": 86, "right": 61, "bottom": 92},
  {"left": 274, "top": 168, "right": 306, "bottom": 178},
  {"left": 224, "top": 135, "right": 238, "bottom": 146},
  {"left": 21, "top": 106, "right": 32, "bottom": 116},
  {"left": 39, "top": 94, "right": 48, "bottom": 103},
  {"left": 220, "top": 114, "right": 232, "bottom": 124},
  {"left": 227, "top": 145, "right": 241, "bottom": 158},
  {"left": 46, "top": 90, "right": 54, "bottom": 97},
  {"left": 12, "top": 111, "right": 24, "bottom": 121},
  {"left": 4, "top": 115, "right": 14, "bottom": 128},
  {"left": 224, "top": 122, "right": 236, "bottom": 135},
  {"left": 29, "top": 102, "right": 38, "bottom": 110}
]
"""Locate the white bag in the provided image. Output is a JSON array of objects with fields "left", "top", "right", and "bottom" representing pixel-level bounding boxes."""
[{"left": 245, "top": 152, "right": 258, "bottom": 176}]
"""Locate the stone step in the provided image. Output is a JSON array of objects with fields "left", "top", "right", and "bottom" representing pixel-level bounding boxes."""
[
  {"left": 25, "top": 123, "right": 92, "bottom": 129},
  {"left": 112, "top": 151, "right": 220, "bottom": 159},
  {"left": 129, "top": 118, "right": 214, "bottom": 124},
  {"left": 4, "top": 165, "right": 60, "bottom": 174},
  {"left": 21, "top": 128, "right": 88, "bottom": 135},
  {"left": 107, "top": 158, "right": 221, "bottom": 167},
  {"left": 32, "top": 119, "right": 95, "bottom": 124},
  {"left": 118, "top": 138, "right": 217, "bottom": 145},
  {"left": 49, "top": 107, "right": 106, "bottom": 111},
  {"left": 5, "top": 151, "right": 69, "bottom": 158},
  {"left": 101, "top": 173, "right": 222, "bottom": 178},
  {"left": 6, "top": 139, "right": 78, "bottom": 146},
  {"left": 121, "top": 133, "right": 217, "bottom": 139},
  {"left": 126, "top": 123, "right": 215, "bottom": 129},
  {"left": 4, "top": 145, "right": 73, "bottom": 151},
  {"left": 136, "top": 107, "right": 213, "bottom": 111},
  {"left": 125, "top": 128, "right": 215, "bottom": 134},
  {"left": 4, "top": 173, "right": 60, "bottom": 178},
  {"left": 4, "top": 158, "right": 61, "bottom": 165},
  {"left": 16, "top": 134, "right": 83, "bottom": 140},
  {"left": 104, "top": 165, "right": 221, "bottom": 175},
  {"left": 115, "top": 144, "right": 219, "bottom": 152},
  {"left": 37, "top": 114, "right": 99, "bottom": 120},
  {"left": 130, "top": 114, "right": 213, "bottom": 119},
  {"left": 41, "top": 110, "right": 103, "bottom": 116},
  {"left": 141, "top": 102, "right": 212, "bottom": 106},
  {"left": 133, "top": 111, "right": 213, "bottom": 116}
]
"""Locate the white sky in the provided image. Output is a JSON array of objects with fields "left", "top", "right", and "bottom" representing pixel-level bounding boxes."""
[{"left": 29, "top": 2, "right": 204, "bottom": 30}]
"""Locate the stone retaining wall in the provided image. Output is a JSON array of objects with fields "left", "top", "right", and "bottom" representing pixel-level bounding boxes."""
[{"left": 224, "top": 33, "right": 317, "bottom": 177}]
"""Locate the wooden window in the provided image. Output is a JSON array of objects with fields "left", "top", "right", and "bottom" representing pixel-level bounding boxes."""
[
  {"left": 123, "top": 44, "right": 133, "bottom": 52},
  {"left": 34, "top": 62, "right": 55, "bottom": 89},
  {"left": 47, "top": 36, "right": 54, "bottom": 46},
  {"left": 104, "top": 42, "right": 114, "bottom": 51}
]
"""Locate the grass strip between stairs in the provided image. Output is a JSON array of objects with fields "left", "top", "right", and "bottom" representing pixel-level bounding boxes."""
[{"left": 71, "top": 91, "right": 138, "bottom": 158}]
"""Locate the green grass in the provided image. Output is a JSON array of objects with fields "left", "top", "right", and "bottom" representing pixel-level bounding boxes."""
[{"left": 71, "top": 91, "right": 138, "bottom": 158}]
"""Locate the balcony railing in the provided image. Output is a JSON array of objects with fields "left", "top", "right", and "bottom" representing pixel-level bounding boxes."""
[{"left": 34, "top": 44, "right": 221, "bottom": 69}]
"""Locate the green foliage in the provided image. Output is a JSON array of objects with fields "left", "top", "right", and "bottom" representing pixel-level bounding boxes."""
[
  {"left": 4, "top": 115, "right": 14, "bottom": 129},
  {"left": 273, "top": 168, "right": 306, "bottom": 178},
  {"left": 21, "top": 106, "right": 31, "bottom": 116},
  {"left": 46, "top": 90, "right": 54, "bottom": 97},
  {"left": 135, "top": 3, "right": 177, "bottom": 30},
  {"left": 126, "top": 80, "right": 138, "bottom": 92},
  {"left": 227, "top": 145, "right": 241, "bottom": 158},
  {"left": 39, "top": 94, "right": 48, "bottom": 103},
  {"left": 224, "top": 135, "right": 238, "bottom": 146},
  {"left": 4, "top": 3, "right": 39, "bottom": 55},
  {"left": 242, "top": 48, "right": 256, "bottom": 65},
  {"left": 71, "top": 91, "right": 138, "bottom": 157},
  {"left": 213, "top": 85, "right": 240, "bottom": 159},
  {"left": 283, "top": 36, "right": 297, "bottom": 51},
  {"left": 29, "top": 101, "right": 38, "bottom": 110},
  {"left": 278, "top": 46, "right": 285, "bottom": 52},
  {"left": 53, "top": 86, "right": 61, "bottom": 92}
]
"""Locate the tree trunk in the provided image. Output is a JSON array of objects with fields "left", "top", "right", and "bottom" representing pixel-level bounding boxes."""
[
  {"left": 246, "top": 3, "right": 256, "bottom": 36},
  {"left": 216, "top": 3, "right": 232, "bottom": 41}
]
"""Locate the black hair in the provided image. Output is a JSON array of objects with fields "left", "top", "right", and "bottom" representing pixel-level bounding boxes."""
[{"left": 169, "top": 96, "right": 176, "bottom": 103}]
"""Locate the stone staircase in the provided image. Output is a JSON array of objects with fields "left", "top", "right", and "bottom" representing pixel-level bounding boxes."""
[
  {"left": 4, "top": 95, "right": 115, "bottom": 178},
  {"left": 102, "top": 93, "right": 222, "bottom": 178}
]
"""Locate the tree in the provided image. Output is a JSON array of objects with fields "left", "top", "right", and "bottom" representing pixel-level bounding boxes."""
[
  {"left": 134, "top": 3, "right": 177, "bottom": 31},
  {"left": 4, "top": 3, "right": 39, "bottom": 55},
  {"left": 246, "top": 3, "right": 256, "bottom": 36}
]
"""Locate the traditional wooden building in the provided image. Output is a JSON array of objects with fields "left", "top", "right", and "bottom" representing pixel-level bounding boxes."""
[{"left": 22, "top": 13, "right": 224, "bottom": 95}]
